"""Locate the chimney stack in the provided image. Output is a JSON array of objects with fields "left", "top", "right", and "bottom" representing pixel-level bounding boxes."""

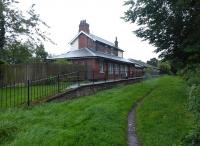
[
  {"left": 115, "top": 37, "right": 118, "bottom": 48},
  {"left": 79, "top": 20, "right": 90, "bottom": 34}
]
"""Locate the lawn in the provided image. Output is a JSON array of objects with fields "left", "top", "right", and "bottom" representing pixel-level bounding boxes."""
[
  {"left": 0, "top": 76, "right": 193, "bottom": 146},
  {"left": 136, "top": 76, "right": 194, "bottom": 146}
]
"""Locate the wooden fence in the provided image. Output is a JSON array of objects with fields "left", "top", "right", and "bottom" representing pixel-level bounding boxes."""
[{"left": 0, "top": 63, "right": 86, "bottom": 84}]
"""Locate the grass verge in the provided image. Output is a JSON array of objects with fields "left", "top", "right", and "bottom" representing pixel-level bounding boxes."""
[{"left": 136, "top": 76, "right": 194, "bottom": 146}]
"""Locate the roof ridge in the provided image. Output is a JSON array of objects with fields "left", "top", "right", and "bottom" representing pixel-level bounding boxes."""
[
  {"left": 89, "top": 33, "right": 115, "bottom": 45},
  {"left": 85, "top": 48, "right": 96, "bottom": 56}
]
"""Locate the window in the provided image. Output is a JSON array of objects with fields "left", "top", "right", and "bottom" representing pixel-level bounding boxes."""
[
  {"left": 114, "top": 64, "right": 119, "bottom": 74},
  {"left": 99, "top": 61, "right": 104, "bottom": 73},
  {"left": 109, "top": 63, "right": 113, "bottom": 74},
  {"left": 120, "top": 65, "right": 124, "bottom": 73},
  {"left": 125, "top": 66, "right": 128, "bottom": 73}
]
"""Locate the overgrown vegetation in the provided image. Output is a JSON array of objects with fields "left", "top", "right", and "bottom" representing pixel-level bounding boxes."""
[{"left": 180, "top": 64, "right": 200, "bottom": 145}]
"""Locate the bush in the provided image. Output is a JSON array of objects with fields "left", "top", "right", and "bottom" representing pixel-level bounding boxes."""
[
  {"left": 144, "top": 67, "right": 153, "bottom": 79},
  {"left": 0, "top": 60, "right": 7, "bottom": 64},
  {"left": 188, "top": 85, "right": 200, "bottom": 122},
  {"left": 182, "top": 127, "right": 200, "bottom": 146},
  {"left": 158, "top": 61, "right": 171, "bottom": 74},
  {"left": 181, "top": 64, "right": 200, "bottom": 146}
]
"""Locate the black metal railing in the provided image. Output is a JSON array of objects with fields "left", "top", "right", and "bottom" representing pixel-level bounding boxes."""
[{"left": 0, "top": 70, "right": 144, "bottom": 108}]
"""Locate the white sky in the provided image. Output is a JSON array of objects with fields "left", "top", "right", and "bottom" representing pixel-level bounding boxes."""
[{"left": 19, "top": 0, "right": 158, "bottom": 62}]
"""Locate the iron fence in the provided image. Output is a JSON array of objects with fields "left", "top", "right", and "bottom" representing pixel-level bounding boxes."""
[{"left": 0, "top": 70, "right": 144, "bottom": 109}]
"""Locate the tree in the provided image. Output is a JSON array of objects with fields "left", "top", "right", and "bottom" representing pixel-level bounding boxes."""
[
  {"left": 123, "top": 0, "right": 200, "bottom": 69},
  {"left": 158, "top": 61, "right": 171, "bottom": 74},
  {"left": 0, "top": 0, "right": 53, "bottom": 63},
  {"left": 6, "top": 41, "right": 33, "bottom": 64},
  {"left": 146, "top": 58, "right": 158, "bottom": 67},
  {"left": 34, "top": 44, "right": 48, "bottom": 62}
]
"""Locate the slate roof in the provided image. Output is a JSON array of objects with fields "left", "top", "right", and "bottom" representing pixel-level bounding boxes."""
[
  {"left": 51, "top": 48, "right": 133, "bottom": 64},
  {"left": 129, "top": 58, "right": 159, "bottom": 69},
  {"left": 70, "top": 31, "right": 124, "bottom": 52}
]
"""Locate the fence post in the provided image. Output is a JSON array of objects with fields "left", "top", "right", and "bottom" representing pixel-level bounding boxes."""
[
  {"left": 77, "top": 71, "right": 80, "bottom": 87},
  {"left": 27, "top": 80, "right": 30, "bottom": 106},
  {"left": 57, "top": 74, "right": 60, "bottom": 93}
]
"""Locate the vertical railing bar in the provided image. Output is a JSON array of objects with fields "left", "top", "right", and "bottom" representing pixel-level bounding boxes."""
[
  {"left": 9, "top": 82, "right": 11, "bottom": 108},
  {"left": 5, "top": 84, "right": 7, "bottom": 108},
  {"left": 77, "top": 71, "right": 80, "bottom": 87},
  {"left": 13, "top": 82, "right": 15, "bottom": 107},
  {"left": 93, "top": 70, "right": 94, "bottom": 85},
  {"left": 27, "top": 80, "right": 30, "bottom": 106},
  {"left": 0, "top": 82, "right": 2, "bottom": 108},
  {"left": 57, "top": 74, "right": 60, "bottom": 93}
]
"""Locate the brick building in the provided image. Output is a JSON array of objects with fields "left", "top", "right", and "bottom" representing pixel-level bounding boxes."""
[{"left": 52, "top": 20, "right": 144, "bottom": 80}]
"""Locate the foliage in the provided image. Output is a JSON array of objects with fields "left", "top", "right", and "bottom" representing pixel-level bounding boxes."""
[
  {"left": 158, "top": 61, "right": 171, "bottom": 74},
  {"left": 54, "top": 59, "right": 71, "bottom": 65},
  {"left": 34, "top": 44, "right": 48, "bottom": 63},
  {"left": 182, "top": 126, "right": 200, "bottom": 146},
  {"left": 0, "top": 0, "right": 53, "bottom": 63},
  {"left": 123, "top": 0, "right": 200, "bottom": 69},
  {"left": 136, "top": 76, "right": 193, "bottom": 146},
  {"left": 181, "top": 64, "right": 200, "bottom": 86},
  {"left": 180, "top": 64, "right": 200, "bottom": 146},
  {"left": 188, "top": 85, "right": 200, "bottom": 123},
  {"left": 144, "top": 67, "right": 153, "bottom": 79},
  {"left": 5, "top": 41, "right": 33, "bottom": 64},
  {"left": 146, "top": 58, "right": 158, "bottom": 67},
  {"left": 0, "top": 59, "right": 6, "bottom": 64}
]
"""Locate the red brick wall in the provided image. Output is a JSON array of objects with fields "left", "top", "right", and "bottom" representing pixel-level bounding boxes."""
[
  {"left": 72, "top": 58, "right": 144, "bottom": 80},
  {"left": 78, "top": 34, "right": 95, "bottom": 49}
]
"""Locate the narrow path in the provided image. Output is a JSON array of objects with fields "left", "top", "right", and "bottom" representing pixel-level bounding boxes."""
[
  {"left": 127, "top": 90, "right": 155, "bottom": 146},
  {"left": 128, "top": 105, "right": 139, "bottom": 146}
]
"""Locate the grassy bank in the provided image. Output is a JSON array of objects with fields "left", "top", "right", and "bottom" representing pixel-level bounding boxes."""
[
  {"left": 0, "top": 76, "right": 193, "bottom": 146},
  {"left": 136, "top": 76, "right": 193, "bottom": 146}
]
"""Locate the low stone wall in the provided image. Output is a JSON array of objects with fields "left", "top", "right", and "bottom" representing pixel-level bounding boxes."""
[{"left": 46, "top": 77, "right": 143, "bottom": 102}]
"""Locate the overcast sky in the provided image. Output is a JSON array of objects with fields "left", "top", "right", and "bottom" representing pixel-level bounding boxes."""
[{"left": 19, "top": 0, "right": 158, "bottom": 62}]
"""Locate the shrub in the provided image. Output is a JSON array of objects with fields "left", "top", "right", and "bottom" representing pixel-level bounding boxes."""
[
  {"left": 158, "top": 61, "right": 171, "bottom": 74},
  {"left": 182, "top": 64, "right": 200, "bottom": 146}
]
